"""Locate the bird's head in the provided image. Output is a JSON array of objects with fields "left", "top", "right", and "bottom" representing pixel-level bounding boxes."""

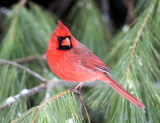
[{"left": 48, "top": 20, "right": 74, "bottom": 50}]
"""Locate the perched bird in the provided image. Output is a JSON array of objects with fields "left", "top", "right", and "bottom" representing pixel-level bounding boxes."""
[{"left": 46, "top": 20, "right": 144, "bottom": 108}]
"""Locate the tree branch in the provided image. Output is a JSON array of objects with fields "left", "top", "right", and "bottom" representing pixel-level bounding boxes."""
[
  {"left": 12, "top": 90, "right": 70, "bottom": 123},
  {"left": 0, "top": 79, "right": 97, "bottom": 111},
  {"left": 0, "top": 59, "right": 48, "bottom": 83},
  {"left": 14, "top": 54, "right": 46, "bottom": 63},
  {"left": 12, "top": 89, "right": 90, "bottom": 123},
  {"left": 79, "top": 94, "right": 91, "bottom": 123},
  {"left": 0, "top": 83, "right": 45, "bottom": 111},
  {"left": 0, "top": 58, "right": 98, "bottom": 111},
  {"left": 126, "top": 5, "right": 154, "bottom": 79},
  {"left": 44, "top": 80, "right": 55, "bottom": 101}
]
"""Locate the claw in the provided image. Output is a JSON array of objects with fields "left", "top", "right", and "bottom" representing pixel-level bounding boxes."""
[
  {"left": 68, "top": 87, "right": 80, "bottom": 96},
  {"left": 68, "top": 82, "right": 84, "bottom": 97}
]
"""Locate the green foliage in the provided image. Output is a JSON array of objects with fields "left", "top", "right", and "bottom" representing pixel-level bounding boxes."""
[
  {"left": 68, "top": 0, "right": 110, "bottom": 58},
  {"left": 12, "top": 92, "right": 83, "bottom": 123},
  {"left": 0, "top": 3, "right": 56, "bottom": 59},
  {"left": 0, "top": 0, "right": 160, "bottom": 123},
  {"left": 0, "top": 2, "right": 85, "bottom": 123},
  {"left": 0, "top": 65, "right": 28, "bottom": 123},
  {"left": 86, "top": 0, "right": 160, "bottom": 123}
]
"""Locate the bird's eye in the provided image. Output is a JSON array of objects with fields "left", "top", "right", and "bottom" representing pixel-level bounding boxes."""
[{"left": 57, "top": 37, "right": 62, "bottom": 42}]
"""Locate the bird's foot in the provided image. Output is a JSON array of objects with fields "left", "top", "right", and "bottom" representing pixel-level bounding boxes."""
[
  {"left": 68, "top": 87, "right": 81, "bottom": 96},
  {"left": 68, "top": 82, "right": 84, "bottom": 96}
]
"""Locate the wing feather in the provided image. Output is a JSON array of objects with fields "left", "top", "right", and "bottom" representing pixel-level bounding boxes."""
[
  {"left": 72, "top": 42, "right": 112, "bottom": 74},
  {"left": 85, "top": 55, "right": 112, "bottom": 74}
]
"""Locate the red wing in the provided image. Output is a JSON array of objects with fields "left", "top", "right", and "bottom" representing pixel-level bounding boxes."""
[
  {"left": 71, "top": 42, "right": 112, "bottom": 74},
  {"left": 85, "top": 53, "right": 112, "bottom": 74}
]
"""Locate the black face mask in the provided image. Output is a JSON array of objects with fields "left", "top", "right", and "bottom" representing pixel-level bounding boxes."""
[{"left": 57, "top": 36, "right": 72, "bottom": 50}]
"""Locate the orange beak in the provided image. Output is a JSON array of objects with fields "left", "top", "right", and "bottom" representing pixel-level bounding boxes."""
[{"left": 61, "top": 37, "right": 71, "bottom": 47}]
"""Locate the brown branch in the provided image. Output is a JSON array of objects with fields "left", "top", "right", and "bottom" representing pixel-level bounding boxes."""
[
  {"left": 12, "top": 90, "right": 90, "bottom": 123},
  {"left": 12, "top": 90, "right": 69, "bottom": 123},
  {"left": 0, "top": 59, "right": 48, "bottom": 83},
  {"left": 31, "top": 108, "right": 40, "bottom": 123},
  {"left": 41, "top": 90, "right": 69, "bottom": 107},
  {"left": 0, "top": 59, "right": 99, "bottom": 86},
  {"left": 79, "top": 93, "right": 91, "bottom": 123},
  {"left": 12, "top": 108, "right": 38, "bottom": 123},
  {"left": 14, "top": 54, "right": 46, "bottom": 63},
  {"left": 126, "top": 5, "right": 154, "bottom": 79},
  {"left": 0, "top": 58, "right": 96, "bottom": 112}
]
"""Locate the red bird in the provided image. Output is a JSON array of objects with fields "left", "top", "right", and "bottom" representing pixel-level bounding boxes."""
[{"left": 46, "top": 20, "right": 144, "bottom": 108}]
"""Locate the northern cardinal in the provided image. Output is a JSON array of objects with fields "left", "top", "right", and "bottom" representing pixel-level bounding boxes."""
[{"left": 46, "top": 20, "right": 144, "bottom": 108}]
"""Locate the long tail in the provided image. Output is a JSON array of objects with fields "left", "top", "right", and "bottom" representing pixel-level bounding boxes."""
[{"left": 100, "top": 75, "right": 145, "bottom": 108}]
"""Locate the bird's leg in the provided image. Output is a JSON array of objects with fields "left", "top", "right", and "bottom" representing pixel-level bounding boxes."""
[
  {"left": 73, "top": 82, "right": 84, "bottom": 120},
  {"left": 68, "top": 82, "right": 89, "bottom": 121},
  {"left": 68, "top": 82, "right": 84, "bottom": 116},
  {"left": 68, "top": 82, "right": 84, "bottom": 96},
  {"left": 74, "top": 82, "right": 84, "bottom": 91}
]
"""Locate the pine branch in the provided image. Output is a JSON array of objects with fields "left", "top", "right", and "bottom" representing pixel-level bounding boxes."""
[
  {"left": 0, "top": 77, "right": 97, "bottom": 111},
  {"left": 12, "top": 90, "right": 70, "bottom": 123},
  {"left": 0, "top": 57, "right": 97, "bottom": 111},
  {"left": 12, "top": 89, "right": 90, "bottom": 123},
  {"left": 85, "top": 1, "right": 160, "bottom": 123},
  {"left": 31, "top": 108, "right": 40, "bottom": 123},
  {"left": 0, "top": 83, "right": 45, "bottom": 111},
  {"left": 0, "top": 59, "right": 48, "bottom": 83},
  {"left": 79, "top": 93, "right": 91, "bottom": 123},
  {"left": 126, "top": 4, "right": 154, "bottom": 79},
  {"left": 44, "top": 80, "right": 54, "bottom": 101},
  {"left": 13, "top": 54, "right": 46, "bottom": 63}
]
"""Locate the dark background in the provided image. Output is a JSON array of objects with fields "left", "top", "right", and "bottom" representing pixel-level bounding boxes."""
[{"left": 0, "top": 0, "right": 138, "bottom": 32}]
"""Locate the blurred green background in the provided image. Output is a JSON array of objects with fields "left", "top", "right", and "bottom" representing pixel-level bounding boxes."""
[{"left": 0, "top": 0, "right": 160, "bottom": 123}]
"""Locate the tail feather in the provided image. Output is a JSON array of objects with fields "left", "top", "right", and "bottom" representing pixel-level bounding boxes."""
[{"left": 100, "top": 75, "right": 145, "bottom": 108}]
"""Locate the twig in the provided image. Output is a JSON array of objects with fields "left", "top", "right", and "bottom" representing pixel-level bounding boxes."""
[
  {"left": 12, "top": 108, "right": 38, "bottom": 123},
  {"left": 14, "top": 54, "right": 46, "bottom": 71},
  {"left": 41, "top": 90, "right": 69, "bottom": 107},
  {"left": 12, "top": 90, "right": 90, "bottom": 123},
  {"left": 31, "top": 108, "right": 40, "bottom": 123},
  {"left": 12, "top": 90, "right": 69, "bottom": 123},
  {"left": 44, "top": 81, "right": 55, "bottom": 101},
  {"left": 71, "top": 83, "right": 91, "bottom": 123},
  {"left": 0, "top": 83, "right": 46, "bottom": 111},
  {"left": 79, "top": 94, "right": 91, "bottom": 123},
  {"left": 0, "top": 58, "right": 97, "bottom": 111},
  {"left": 14, "top": 54, "right": 46, "bottom": 63},
  {"left": 0, "top": 59, "right": 48, "bottom": 83},
  {"left": 78, "top": 97, "right": 83, "bottom": 119},
  {"left": 0, "top": 80, "right": 97, "bottom": 111},
  {"left": 0, "top": 59, "right": 99, "bottom": 85},
  {"left": 126, "top": 5, "right": 154, "bottom": 79}
]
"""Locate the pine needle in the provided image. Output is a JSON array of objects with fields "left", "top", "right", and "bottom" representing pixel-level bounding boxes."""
[{"left": 126, "top": 4, "right": 154, "bottom": 79}]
